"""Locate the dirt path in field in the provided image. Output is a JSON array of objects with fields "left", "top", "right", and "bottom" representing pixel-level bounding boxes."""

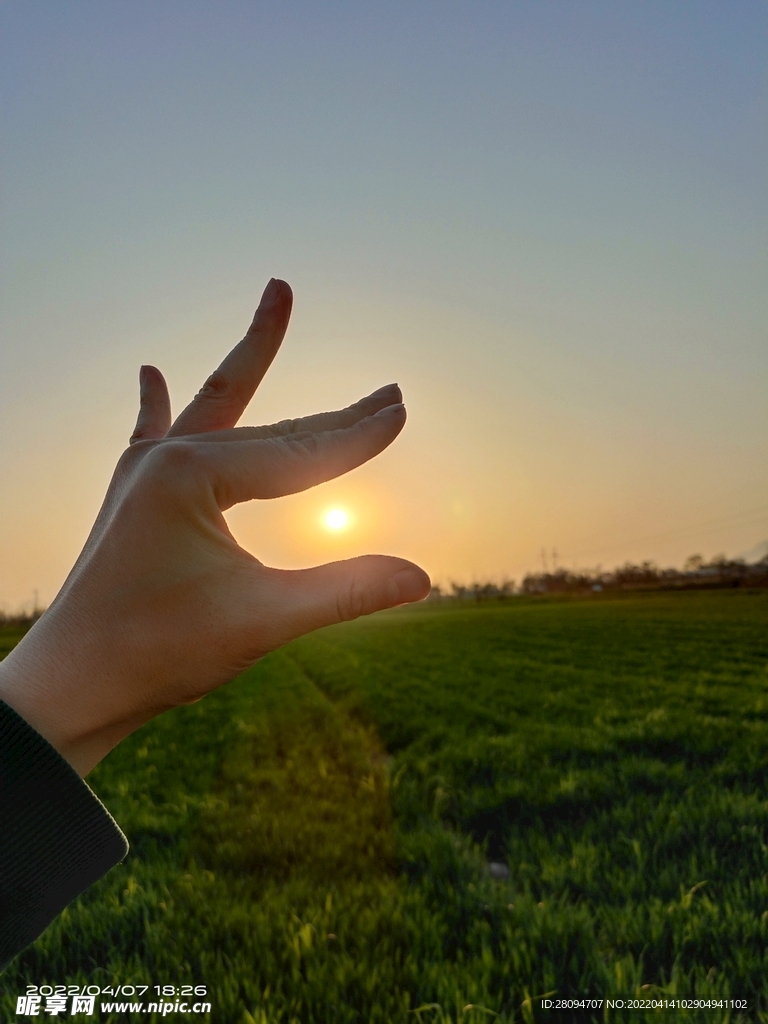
[{"left": 189, "top": 649, "right": 396, "bottom": 886}]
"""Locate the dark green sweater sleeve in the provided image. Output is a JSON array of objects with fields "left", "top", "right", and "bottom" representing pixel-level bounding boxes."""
[{"left": 0, "top": 700, "right": 128, "bottom": 972}]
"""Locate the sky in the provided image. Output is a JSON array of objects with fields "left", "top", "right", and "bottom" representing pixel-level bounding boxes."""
[{"left": 1, "top": 0, "right": 766, "bottom": 610}]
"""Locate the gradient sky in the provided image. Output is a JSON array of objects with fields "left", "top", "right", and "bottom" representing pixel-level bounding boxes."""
[{"left": 1, "top": 0, "right": 766, "bottom": 610}]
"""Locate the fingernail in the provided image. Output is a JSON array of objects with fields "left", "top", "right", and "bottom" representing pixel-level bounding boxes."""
[
  {"left": 369, "top": 383, "right": 400, "bottom": 400},
  {"left": 257, "top": 277, "right": 281, "bottom": 312},
  {"left": 139, "top": 365, "right": 148, "bottom": 396},
  {"left": 374, "top": 402, "right": 405, "bottom": 418},
  {"left": 392, "top": 568, "right": 431, "bottom": 603}
]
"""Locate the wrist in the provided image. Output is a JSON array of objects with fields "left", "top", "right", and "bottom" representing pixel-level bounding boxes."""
[{"left": 0, "top": 608, "right": 139, "bottom": 777}]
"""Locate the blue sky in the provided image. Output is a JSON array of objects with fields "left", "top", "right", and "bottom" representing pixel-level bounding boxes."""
[{"left": 1, "top": 1, "right": 766, "bottom": 608}]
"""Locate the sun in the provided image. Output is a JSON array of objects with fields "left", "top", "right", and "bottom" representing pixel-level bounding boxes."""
[{"left": 324, "top": 508, "right": 349, "bottom": 531}]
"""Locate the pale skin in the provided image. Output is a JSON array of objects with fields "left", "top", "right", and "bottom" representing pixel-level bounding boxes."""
[{"left": 0, "top": 279, "right": 430, "bottom": 777}]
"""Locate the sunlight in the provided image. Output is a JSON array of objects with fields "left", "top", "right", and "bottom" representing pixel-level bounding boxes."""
[{"left": 324, "top": 508, "right": 349, "bottom": 531}]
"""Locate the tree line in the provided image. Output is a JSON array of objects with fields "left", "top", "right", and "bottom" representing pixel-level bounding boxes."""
[{"left": 429, "top": 552, "right": 768, "bottom": 600}]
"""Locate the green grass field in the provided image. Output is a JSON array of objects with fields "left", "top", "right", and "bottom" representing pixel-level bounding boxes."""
[{"left": 2, "top": 590, "right": 768, "bottom": 1022}]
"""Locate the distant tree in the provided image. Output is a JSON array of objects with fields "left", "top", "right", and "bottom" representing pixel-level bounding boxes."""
[{"left": 449, "top": 552, "right": 768, "bottom": 601}]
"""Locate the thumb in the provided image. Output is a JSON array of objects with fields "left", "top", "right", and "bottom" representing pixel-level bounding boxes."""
[{"left": 265, "top": 555, "right": 431, "bottom": 641}]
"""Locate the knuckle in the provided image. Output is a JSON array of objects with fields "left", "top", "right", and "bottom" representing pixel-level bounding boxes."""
[
  {"left": 290, "top": 432, "right": 321, "bottom": 457},
  {"left": 128, "top": 431, "right": 157, "bottom": 449},
  {"left": 335, "top": 576, "right": 372, "bottom": 622},
  {"left": 272, "top": 431, "right": 320, "bottom": 460},
  {"left": 146, "top": 439, "right": 200, "bottom": 477},
  {"left": 115, "top": 439, "right": 164, "bottom": 485},
  {"left": 116, "top": 442, "right": 148, "bottom": 474},
  {"left": 197, "top": 369, "right": 233, "bottom": 401},
  {"left": 273, "top": 417, "right": 304, "bottom": 436}
]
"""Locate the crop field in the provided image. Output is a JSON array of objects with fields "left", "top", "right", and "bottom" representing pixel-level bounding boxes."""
[{"left": 3, "top": 590, "right": 768, "bottom": 1023}]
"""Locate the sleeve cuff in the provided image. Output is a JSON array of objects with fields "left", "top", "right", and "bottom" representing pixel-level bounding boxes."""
[{"left": 0, "top": 699, "right": 128, "bottom": 971}]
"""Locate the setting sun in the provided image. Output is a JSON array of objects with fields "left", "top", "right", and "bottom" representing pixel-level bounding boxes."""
[{"left": 324, "top": 508, "right": 349, "bottom": 531}]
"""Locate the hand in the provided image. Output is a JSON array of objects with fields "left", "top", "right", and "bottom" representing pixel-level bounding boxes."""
[{"left": 0, "top": 279, "right": 430, "bottom": 776}]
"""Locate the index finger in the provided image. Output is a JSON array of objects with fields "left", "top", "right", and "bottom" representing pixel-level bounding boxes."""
[{"left": 167, "top": 278, "right": 293, "bottom": 436}]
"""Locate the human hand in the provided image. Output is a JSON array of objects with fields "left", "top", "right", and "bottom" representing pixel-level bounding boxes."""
[{"left": 0, "top": 279, "right": 430, "bottom": 776}]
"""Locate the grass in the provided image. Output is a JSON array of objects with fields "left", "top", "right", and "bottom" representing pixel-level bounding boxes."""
[{"left": 2, "top": 590, "right": 768, "bottom": 1022}]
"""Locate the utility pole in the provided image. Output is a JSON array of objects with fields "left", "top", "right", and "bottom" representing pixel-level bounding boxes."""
[{"left": 541, "top": 548, "right": 549, "bottom": 573}]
